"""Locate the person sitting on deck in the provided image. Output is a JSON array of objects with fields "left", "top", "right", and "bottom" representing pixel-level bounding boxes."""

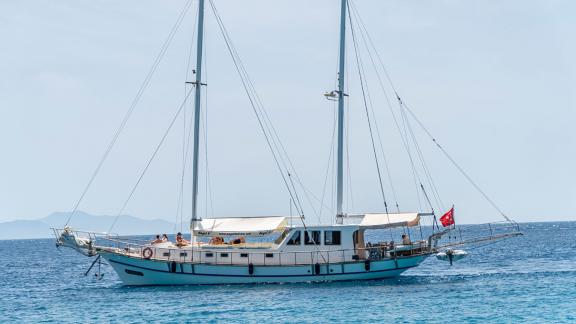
[
  {"left": 231, "top": 237, "right": 245, "bottom": 245},
  {"left": 176, "top": 232, "right": 190, "bottom": 247},
  {"left": 162, "top": 234, "right": 169, "bottom": 242},
  {"left": 209, "top": 236, "right": 224, "bottom": 245},
  {"left": 402, "top": 234, "right": 411, "bottom": 245},
  {"left": 151, "top": 235, "right": 163, "bottom": 245}
]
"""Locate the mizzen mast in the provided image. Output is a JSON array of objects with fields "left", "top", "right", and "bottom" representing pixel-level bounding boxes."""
[{"left": 336, "top": 0, "right": 347, "bottom": 223}]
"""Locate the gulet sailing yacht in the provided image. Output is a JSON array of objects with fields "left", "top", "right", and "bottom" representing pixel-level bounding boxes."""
[{"left": 54, "top": 0, "right": 521, "bottom": 285}]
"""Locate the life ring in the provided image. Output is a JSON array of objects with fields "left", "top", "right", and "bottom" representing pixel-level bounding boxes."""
[{"left": 142, "top": 247, "right": 154, "bottom": 259}]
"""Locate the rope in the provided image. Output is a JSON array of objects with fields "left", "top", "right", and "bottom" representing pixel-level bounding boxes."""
[
  {"left": 319, "top": 104, "right": 338, "bottom": 224},
  {"left": 348, "top": 6, "right": 390, "bottom": 215},
  {"left": 208, "top": 0, "right": 306, "bottom": 220},
  {"left": 209, "top": 1, "right": 328, "bottom": 263},
  {"left": 206, "top": 3, "right": 317, "bottom": 221},
  {"left": 348, "top": 1, "right": 424, "bottom": 211},
  {"left": 398, "top": 99, "right": 445, "bottom": 212},
  {"left": 347, "top": 1, "right": 511, "bottom": 224},
  {"left": 108, "top": 88, "right": 195, "bottom": 233},
  {"left": 64, "top": 0, "right": 194, "bottom": 227},
  {"left": 402, "top": 103, "right": 513, "bottom": 223},
  {"left": 175, "top": 3, "right": 200, "bottom": 234}
]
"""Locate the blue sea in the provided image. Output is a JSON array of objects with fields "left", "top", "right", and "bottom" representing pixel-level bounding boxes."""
[{"left": 1, "top": 222, "right": 575, "bottom": 323}]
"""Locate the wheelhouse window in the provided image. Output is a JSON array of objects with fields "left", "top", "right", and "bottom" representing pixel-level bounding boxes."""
[
  {"left": 324, "top": 230, "right": 341, "bottom": 245},
  {"left": 305, "top": 230, "right": 321, "bottom": 245},
  {"left": 287, "top": 231, "right": 301, "bottom": 245}
]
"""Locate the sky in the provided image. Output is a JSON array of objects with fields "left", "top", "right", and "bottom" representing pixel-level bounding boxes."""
[{"left": 0, "top": 0, "right": 574, "bottom": 226}]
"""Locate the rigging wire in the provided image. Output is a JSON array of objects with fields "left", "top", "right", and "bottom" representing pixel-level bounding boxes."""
[
  {"left": 108, "top": 88, "right": 195, "bottom": 233},
  {"left": 348, "top": 1, "right": 425, "bottom": 212},
  {"left": 204, "top": 1, "right": 322, "bottom": 222},
  {"left": 208, "top": 0, "right": 306, "bottom": 219},
  {"left": 318, "top": 101, "right": 338, "bottom": 224},
  {"left": 348, "top": 0, "right": 513, "bottom": 224},
  {"left": 64, "top": 0, "right": 194, "bottom": 227},
  {"left": 209, "top": 1, "right": 329, "bottom": 263},
  {"left": 348, "top": 6, "right": 390, "bottom": 215},
  {"left": 402, "top": 103, "right": 513, "bottom": 223},
  {"left": 398, "top": 99, "right": 445, "bottom": 212},
  {"left": 203, "top": 25, "right": 215, "bottom": 219},
  {"left": 348, "top": 1, "right": 401, "bottom": 212},
  {"left": 176, "top": 3, "right": 200, "bottom": 233}
]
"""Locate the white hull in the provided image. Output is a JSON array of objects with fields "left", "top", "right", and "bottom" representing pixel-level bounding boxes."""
[{"left": 100, "top": 251, "right": 429, "bottom": 285}]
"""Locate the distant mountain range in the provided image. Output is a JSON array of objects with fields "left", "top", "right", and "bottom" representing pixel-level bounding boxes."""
[{"left": 0, "top": 211, "right": 177, "bottom": 240}]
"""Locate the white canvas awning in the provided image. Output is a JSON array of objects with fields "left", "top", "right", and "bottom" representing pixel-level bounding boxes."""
[
  {"left": 360, "top": 213, "right": 420, "bottom": 229},
  {"left": 193, "top": 217, "right": 289, "bottom": 237},
  {"left": 342, "top": 212, "right": 421, "bottom": 229}
]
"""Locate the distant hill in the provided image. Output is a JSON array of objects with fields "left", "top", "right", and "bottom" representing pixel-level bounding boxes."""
[{"left": 0, "top": 211, "right": 177, "bottom": 240}]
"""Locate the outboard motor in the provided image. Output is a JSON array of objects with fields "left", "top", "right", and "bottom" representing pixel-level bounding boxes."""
[{"left": 436, "top": 249, "right": 468, "bottom": 265}]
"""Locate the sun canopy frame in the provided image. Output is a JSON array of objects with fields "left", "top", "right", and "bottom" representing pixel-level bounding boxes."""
[
  {"left": 192, "top": 216, "right": 290, "bottom": 237},
  {"left": 340, "top": 212, "right": 422, "bottom": 229}
]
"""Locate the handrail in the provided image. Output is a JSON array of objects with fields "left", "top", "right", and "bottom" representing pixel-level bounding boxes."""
[
  {"left": 54, "top": 223, "right": 522, "bottom": 267},
  {"left": 93, "top": 237, "right": 431, "bottom": 266}
]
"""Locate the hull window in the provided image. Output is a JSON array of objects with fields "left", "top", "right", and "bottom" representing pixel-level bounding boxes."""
[
  {"left": 125, "top": 269, "right": 144, "bottom": 276},
  {"left": 240, "top": 253, "right": 249, "bottom": 258},
  {"left": 205, "top": 253, "right": 214, "bottom": 258},
  {"left": 220, "top": 253, "right": 229, "bottom": 258}
]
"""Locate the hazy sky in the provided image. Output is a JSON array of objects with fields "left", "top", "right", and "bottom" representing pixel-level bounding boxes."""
[{"left": 1, "top": 0, "right": 574, "bottom": 225}]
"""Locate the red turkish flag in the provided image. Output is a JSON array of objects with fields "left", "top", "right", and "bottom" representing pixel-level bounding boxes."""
[{"left": 440, "top": 207, "right": 455, "bottom": 227}]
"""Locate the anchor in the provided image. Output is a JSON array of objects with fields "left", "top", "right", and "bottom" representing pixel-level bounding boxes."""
[{"left": 84, "top": 254, "right": 104, "bottom": 280}]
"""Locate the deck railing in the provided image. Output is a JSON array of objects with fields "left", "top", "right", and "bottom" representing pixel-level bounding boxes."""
[{"left": 91, "top": 235, "right": 431, "bottom": 266}]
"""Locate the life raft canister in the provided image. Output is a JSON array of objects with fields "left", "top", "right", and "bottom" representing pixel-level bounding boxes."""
[{"left": 142, "top": 247, "right": 154, "bottom": 259}]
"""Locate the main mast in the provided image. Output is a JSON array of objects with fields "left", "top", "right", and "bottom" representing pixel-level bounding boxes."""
[
  {"left": 336, "top": 0, "right": 347, "bottom": 222},
  {"left": 191, "top": 0, "right": 205, "bottom": 228}
]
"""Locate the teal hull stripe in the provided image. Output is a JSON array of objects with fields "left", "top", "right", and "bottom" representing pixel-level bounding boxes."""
[{"left": 108, "top": 259, "right": 416, "bottom": 278}]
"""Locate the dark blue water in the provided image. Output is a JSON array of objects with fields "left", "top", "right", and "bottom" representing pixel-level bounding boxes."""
[{"left": 1, "top": 222, "right": 575, "bottom": 323}]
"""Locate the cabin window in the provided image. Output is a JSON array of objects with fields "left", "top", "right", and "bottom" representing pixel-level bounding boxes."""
[
  {"left": 205, "top": 253, "right": 214, "bottom": 258},
  {"left": 324, "top": 230, "right": 341, "bottom": 245},
  {"left": 265, "top": 253, "right": 274, "bottom": 258},
  {"left": 240, "top": 253, "right": 249, "bottom": 258},
  {"left": 287, "top": 231, "right": 301, "bottom": 245},
  {"left": 305, "top": 230, "right": 321, "bottom": 245},
  {"left": 220, "top": 253, "right": 229, "bottom": 258}
]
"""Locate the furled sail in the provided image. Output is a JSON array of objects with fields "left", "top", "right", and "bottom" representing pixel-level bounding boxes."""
[{"left": 193, "top": 217, "right": 290, "bottom": 236}]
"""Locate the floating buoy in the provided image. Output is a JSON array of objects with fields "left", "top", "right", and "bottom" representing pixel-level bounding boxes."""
[{"left": 436, "top": 249, "right": 468, "bottom": 265}]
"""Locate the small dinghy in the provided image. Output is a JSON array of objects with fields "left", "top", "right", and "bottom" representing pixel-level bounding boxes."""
[{"left": 436, "top": 249, "right": 468, "bottom": 265}]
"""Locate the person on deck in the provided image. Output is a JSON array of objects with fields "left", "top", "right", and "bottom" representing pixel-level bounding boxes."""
[
  {"left": 231, "top": 237, "right": 245, "bottom": 245},
  {"left": 162, "top": 234, "right": 169, "bottom": 242},
  {"left": 209, "top": 236, "right": 224, "bottom": 245},
  {"left": 151, "top": 235, "right": 163, "bottom": 244},
  {"left": 176, "top": 232, "right": 190, "bottom": 247},
  {"left": 402, "top": 234, "right": 411, "bottom": 245}
]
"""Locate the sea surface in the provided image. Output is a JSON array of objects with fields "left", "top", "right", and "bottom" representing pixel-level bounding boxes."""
[{"left": 1, "top": 222, "right": 575, "bottom": 323}]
